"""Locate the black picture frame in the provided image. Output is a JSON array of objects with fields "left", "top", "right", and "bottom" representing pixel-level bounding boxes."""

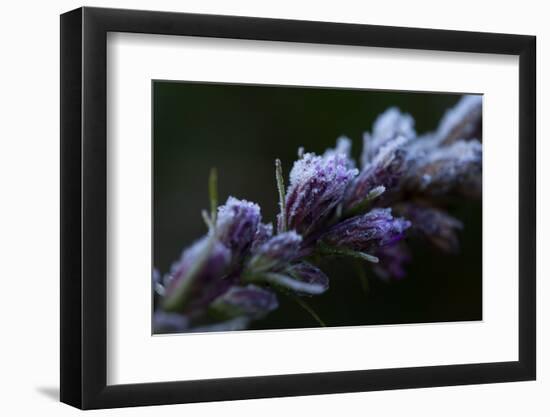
[{"left": 60, "top": 6, "right": 536, "bottom": 410}]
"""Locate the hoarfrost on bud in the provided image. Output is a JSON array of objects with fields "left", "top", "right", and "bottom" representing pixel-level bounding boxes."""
[
  {"left": 361, "top": 107, "right": 416, "bottom": 166},
  {"left": 247, "top": 231, "right": 303, "bottom": 273},
  {"left": 346, "top": 135, "right": 408, "bottom": 211},
  {"left": 260, "top": 262, "right": 329, "bottom": 296},
  {"left": 434, "top": 95, "right": 482, "bottom": 145},
  {"left": 322, "top": 208, "right": 411, "bottom": 252},
  {"left": 285, "top": 152, "right": 358, "bottom": 235},
  {"left": 216, "top": 196, "right": 262, "bottom": 257},
  {"left": 323, "top": 136, "right": 356, "bottom": 168},
  {"left": 404, "top": 139, "right": 482, "bottom": 196}
]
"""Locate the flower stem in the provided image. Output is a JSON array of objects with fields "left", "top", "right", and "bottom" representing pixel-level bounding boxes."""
[{"left": 275, "top": 158, "right": 287, "bottom": 233}]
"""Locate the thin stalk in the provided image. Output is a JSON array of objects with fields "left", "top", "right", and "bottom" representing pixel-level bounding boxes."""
[{"left": 275, "top": 158, "right": 287, "bottom": 233}]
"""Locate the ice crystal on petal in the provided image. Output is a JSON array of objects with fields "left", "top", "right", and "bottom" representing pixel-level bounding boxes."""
[{"left": 285, "top": 152, "right": 358, "bottom": 234}]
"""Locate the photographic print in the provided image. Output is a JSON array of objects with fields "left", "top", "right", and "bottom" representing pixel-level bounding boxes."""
[{"left": 152, "top": 82, "right": 482, "bottom": 334}]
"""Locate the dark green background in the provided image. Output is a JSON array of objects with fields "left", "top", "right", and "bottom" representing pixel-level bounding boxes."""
[{"left": 153, "top": 81, "right": 482, "bottom": 330}]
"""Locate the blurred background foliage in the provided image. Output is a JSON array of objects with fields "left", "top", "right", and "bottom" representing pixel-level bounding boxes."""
[{"left": 153, "top": 81, "right": 482, "bottom": 330}]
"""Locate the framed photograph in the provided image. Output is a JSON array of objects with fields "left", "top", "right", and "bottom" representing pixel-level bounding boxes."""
[{"left": 60, "top": 6, "right": 536, "bottom": 409}]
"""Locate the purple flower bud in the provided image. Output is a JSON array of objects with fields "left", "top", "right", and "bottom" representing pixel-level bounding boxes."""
[
  {"left": 361, "top": 107, "right": 416, "bottom": 166},
  {"left": 216, "top": 196, "right": 262, "bottom": 257},
  {"left": 434, "top": 95, "right": 482, "bottom": 145},
  {"left": 345, "top": 136, "right": 408, "bottom": 211},
  {"left": 285, "top": 152, "right": 358, "bottom": 235},
  {"left": 163, "top": 236, "right": 232, "bottom": 312},
  {"left": 259, "top": 262, "right": 329, "bottom": 296},
  {"left": 372, "top": 242, "right": 411, "bottom": 281},
  {"left": 247, "top": 231, "right": 302, "bottom": 272},
  {"left": 250, "top": 222, "right": 273, "bottom": 253},
  {"left": 287, "top": 262, "right": 330, "bottom": 296},
  {"left": 323, "top": 136, "right": 356, "bottom": 168},
  {"left": 210, "top": 284, "right": 279, "bottom": 320},
  {"left": 404, "top": 139, "right": 482, "bottom": 197},
  {"left": 322, "top": 208, "right": 411, "bottom": 252},
  {"left": 396, "top": 203, "right": 463, "bottom": 253}
]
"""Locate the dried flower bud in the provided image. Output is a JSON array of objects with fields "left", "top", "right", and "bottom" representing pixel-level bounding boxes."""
[
  {"left": 285, "top": 152, "right": 358, "bottom": 235},
  {"left": 361, "top": 107, "right": 416, "bottom": 166},
  {"left": 209, "top": 284, "right": 279, "bottom": 320},
  {"left": 163, "top": 236, "right": 231, "bottom": 312},
  {"left": 216, "top": 196, "right": 262, "bottom": 257},
  {"left": 247, "top": 231, "right": 303, "bottom": 273},
  {"left": 372, "top": 242, "right": 412, "bottom": 281},
  {"left": 396, "top": 203, "right": 464, "bottom": 253},
  {"left": 322, "top": 208, "right": 411, "bottom": 252}
]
